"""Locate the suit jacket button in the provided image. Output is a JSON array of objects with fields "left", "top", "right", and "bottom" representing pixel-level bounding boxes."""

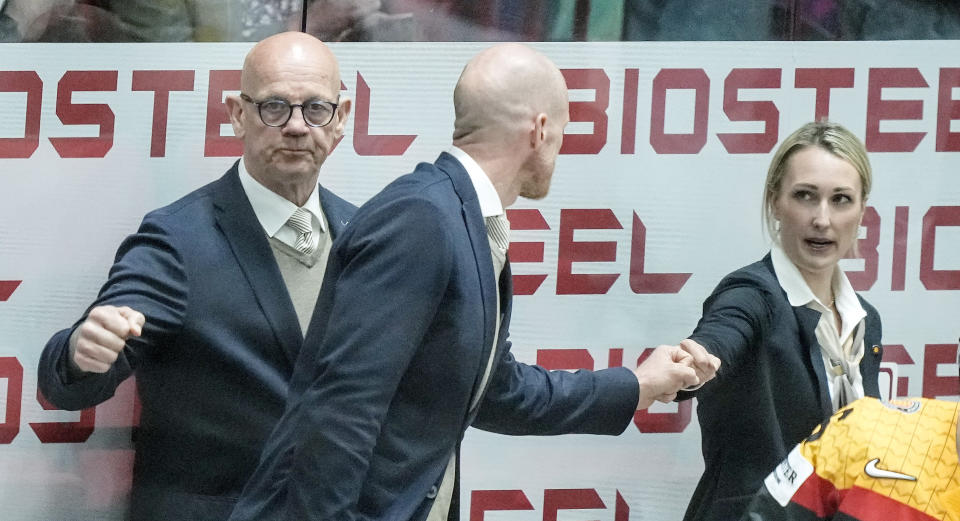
[{"left": 426, "top": 485, "right": 438, "bottom": 499}]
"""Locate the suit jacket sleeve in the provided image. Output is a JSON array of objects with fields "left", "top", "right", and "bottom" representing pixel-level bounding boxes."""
[
  {"left": 472, "top": 348, "right": 639, "bottom": 436},
  {"left": 37, "top": 215, "right": 188, "bottom": 411},
  {"left": 688, "top": 282, "right": 771, "bottom": 378},
  {"left": 283, "top": 196, "right": 453, "bottom": 520}
]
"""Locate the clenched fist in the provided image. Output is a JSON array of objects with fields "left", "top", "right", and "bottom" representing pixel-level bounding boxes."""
[
  {"left": 633, "top": 341, "right": 721, "bottom": 410},
  {"left": 69, "top": 305, "right": 145, "bottom": 373}
]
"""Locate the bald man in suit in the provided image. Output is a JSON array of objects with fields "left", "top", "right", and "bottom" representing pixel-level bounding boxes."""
[{"left": 231, "top": 43, "right": 720, "bottom": 521}]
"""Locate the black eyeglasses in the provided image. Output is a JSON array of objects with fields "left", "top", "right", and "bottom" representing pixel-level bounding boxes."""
[{"left": 239, "top": 93, "right": 339, "bottom": 128}]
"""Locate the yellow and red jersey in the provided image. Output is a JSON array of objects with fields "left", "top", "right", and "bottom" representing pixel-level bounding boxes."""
[{"left": 743, "top": 397, "right": 960, "bottom": 521}]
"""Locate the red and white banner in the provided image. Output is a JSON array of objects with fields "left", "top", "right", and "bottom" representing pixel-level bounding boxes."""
[{"left": 0, "top": 41, "right": 958, "bottom": 520}]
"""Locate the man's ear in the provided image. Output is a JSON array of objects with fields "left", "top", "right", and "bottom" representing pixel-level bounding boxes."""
[
  {"left": 530, "top": 112, "right": 547, "bottom": 148},
  {"left": 333, "top": 97, "right": 352, "bottom": 139},
  {"left": 225, "top": 94, "right": 246, "bottom": 139}
]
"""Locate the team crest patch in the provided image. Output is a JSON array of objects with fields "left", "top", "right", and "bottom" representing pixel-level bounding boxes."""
[{"left": 881, "top": 399, "right": 921, "bottom": 414}]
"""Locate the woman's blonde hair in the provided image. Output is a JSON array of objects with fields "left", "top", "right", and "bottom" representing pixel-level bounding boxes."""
[{"left": 762, "top": 120, "right": 872, "bottom": 242}]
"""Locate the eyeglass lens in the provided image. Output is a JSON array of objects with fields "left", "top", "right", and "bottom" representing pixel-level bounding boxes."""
[{"left": 259, "top": 99, "right": 336, "bottom": 127}]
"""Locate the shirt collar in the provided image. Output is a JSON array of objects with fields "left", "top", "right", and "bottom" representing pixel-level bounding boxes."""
[
  {"left": 447, "top": 146, "right": 503, "bottom": 218},
  {"left": 770, "top": 243, "right": 866, "bottom": 333},
  {"left": 237, "top": 158, "right": 325, "bottom": 237},
  {"left": 770, "top": 244, "right": 819, "bottom": 307}
]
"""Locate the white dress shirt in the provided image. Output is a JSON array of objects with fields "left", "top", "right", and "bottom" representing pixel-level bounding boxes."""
[
  {"left": 447, "top": 146, "right": 504, "bottom": 219},
  {"left": 237, "top": 158, "right": 328, "bottom": 246},
  {"left": 770, "top": 244, "right": 867, "bottom": 411}
]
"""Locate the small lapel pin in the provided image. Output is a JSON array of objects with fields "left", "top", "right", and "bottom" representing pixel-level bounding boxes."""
[{"left": 871, "top": 345, "right": 881, "bottom": 355}]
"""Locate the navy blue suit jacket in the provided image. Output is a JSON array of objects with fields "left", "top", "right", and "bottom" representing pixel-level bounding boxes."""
[
  {"left": 678, "top": 254, "right": 883, "bottom": 521},
  {"left": 37, "top": 162, "right": 356, "bottom": 521},
  {"left": 229, "top": 152, "right": 640, "bottom": 521}
]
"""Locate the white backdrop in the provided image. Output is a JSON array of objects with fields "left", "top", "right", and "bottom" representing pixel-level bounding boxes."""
[{"left": 0, "top": 41, "right": 958, "bottom": 520}]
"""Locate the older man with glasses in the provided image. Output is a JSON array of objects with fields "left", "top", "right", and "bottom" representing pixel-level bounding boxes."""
[{"left": 37, "top": 31, "right": 356, "bottom": 521}]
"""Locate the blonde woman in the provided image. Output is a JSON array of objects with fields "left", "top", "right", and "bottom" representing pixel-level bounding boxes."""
[{"left": 679, "top": 121, "right": 884, "bottom": 521}]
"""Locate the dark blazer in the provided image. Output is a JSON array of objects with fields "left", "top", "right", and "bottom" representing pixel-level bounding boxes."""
[
  {"left": 678, "top": 254, "right": 883, "bottom": 521},
  {"left": 37, "top": 162, "right": 356, "bottom": 521},
  {"left": 229, "top": 152, "right": 640, "bottom": 521}
]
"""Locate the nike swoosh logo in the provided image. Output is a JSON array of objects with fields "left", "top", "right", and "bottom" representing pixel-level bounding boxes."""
[{"left": 864, "top": 458, "right": 917, "bottom": 481}]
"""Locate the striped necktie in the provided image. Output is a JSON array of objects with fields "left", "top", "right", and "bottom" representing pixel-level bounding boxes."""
[
  {"left": 485, "top": 214, "right": 510, "bottom": 253},
  {"left": 286, "top": 207, "right": 317, "bottom": 255}
]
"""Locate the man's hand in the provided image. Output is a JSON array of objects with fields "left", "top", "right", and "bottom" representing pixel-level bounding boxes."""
[
  {"left": 633, "top": 342, "right": 721, "bottom": 410},
  {"left": 69, "top": 305, "right": 145, "bottom": 373}
]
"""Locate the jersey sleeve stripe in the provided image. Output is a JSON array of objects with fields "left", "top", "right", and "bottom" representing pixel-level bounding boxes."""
[
  {"left": 790, "top": 467, "right": 840, "bottom": 518},
  {"left": 840, "top": 486, "right": 942, "bottom": 521}
]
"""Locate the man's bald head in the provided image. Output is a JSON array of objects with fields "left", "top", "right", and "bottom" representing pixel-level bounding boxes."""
[
  {"left": 453, "top": 43, "right": 567, "bottom": 145},
  {"left": 241, "top": 31, "right": 342, "bottom": 97},
  {"left": 227, "top": 31, "right": 351, "bottom": 206}
]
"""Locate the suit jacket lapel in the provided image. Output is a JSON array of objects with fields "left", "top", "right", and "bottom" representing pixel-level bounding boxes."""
[
  {"left": 463, "top": 202, "right": 500, "bottom": 401},
  {"left": 212, "top": 164, "right": 302, "bottom": 367},
  {"left": 435, "top": 153, "right": 500, "bottom": 400},
  {"left": 317, "top": 185, "right": 352, "bottom": 239},
  {"left": 794, "top": 306, "right": 833, "bottom": 417},
  {"left": 857, "top": 296, "right": 883, "bottom": 398}
]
